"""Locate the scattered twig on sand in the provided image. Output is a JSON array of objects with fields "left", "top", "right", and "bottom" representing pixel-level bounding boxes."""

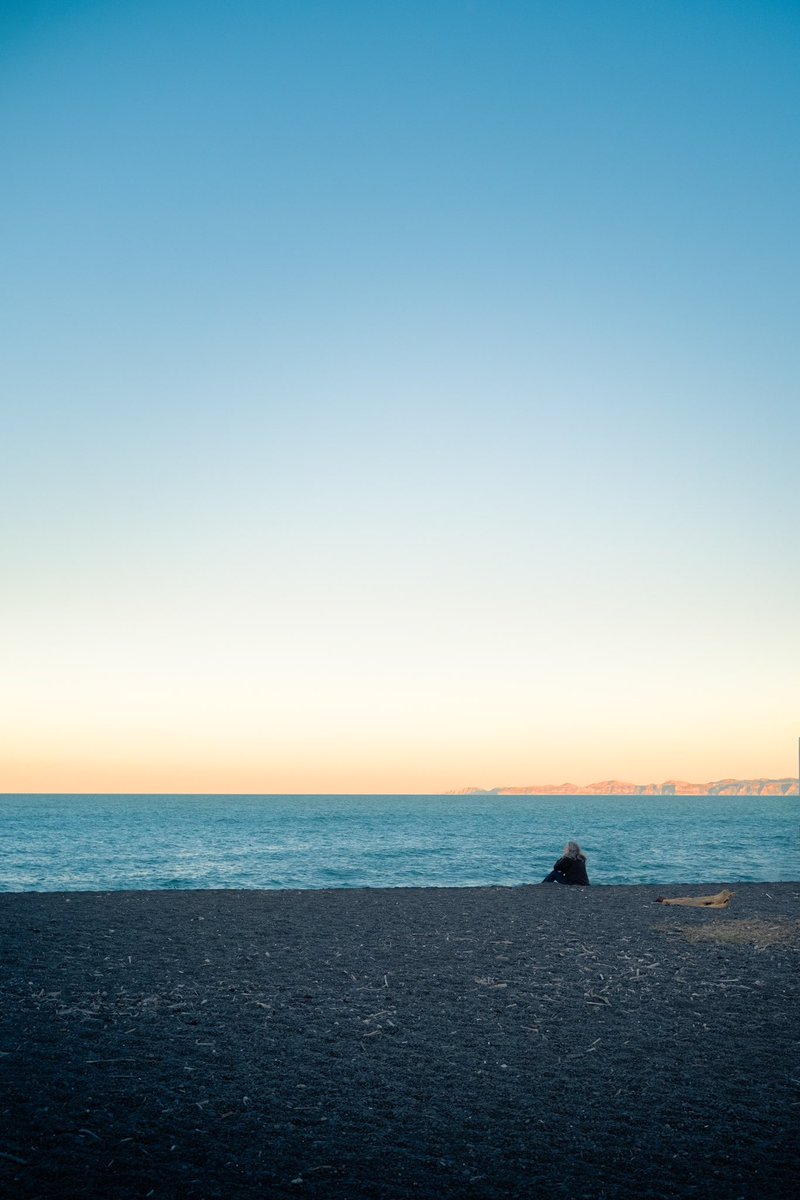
[
  {"left": 565, "top": 1038, "right": 602, "bottom": 1059},
  {"left": 0, "top": 1151, "right": 29, "bottom": 1165}
]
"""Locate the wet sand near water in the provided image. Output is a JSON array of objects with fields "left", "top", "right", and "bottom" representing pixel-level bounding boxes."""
[{"left": 1, "top": 883, "right": 798, "bottom": 1198}]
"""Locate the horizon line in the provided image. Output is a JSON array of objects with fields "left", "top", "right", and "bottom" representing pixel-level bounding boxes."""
[{"left": 2, "top": 775, "right": 798, "bottom": 798}]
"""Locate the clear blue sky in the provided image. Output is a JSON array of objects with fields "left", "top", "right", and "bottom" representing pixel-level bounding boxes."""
[{"left": 2, "top": 0, "right": 798, "bottom": 792}]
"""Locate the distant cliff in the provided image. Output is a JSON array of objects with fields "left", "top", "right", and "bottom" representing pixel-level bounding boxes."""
[{"left": 450, "top": 778, "right": 798, "bottom": 796}]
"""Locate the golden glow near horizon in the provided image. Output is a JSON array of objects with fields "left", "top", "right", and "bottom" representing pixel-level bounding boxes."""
[
  {"left": 2, "top": 563, "right": 797, "bottom": 792},
  {"left": 2, "top": 2, "right": 799, "bottom": 793}
]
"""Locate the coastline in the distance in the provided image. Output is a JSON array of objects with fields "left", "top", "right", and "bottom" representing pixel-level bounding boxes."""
[{"left": 450, "top": 778, "right": 798, "bottom": 796}]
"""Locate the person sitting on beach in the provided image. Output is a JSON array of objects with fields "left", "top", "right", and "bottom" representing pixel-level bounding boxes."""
[{"left": 541, "top": 841, "right": 590, "bottom": 885}]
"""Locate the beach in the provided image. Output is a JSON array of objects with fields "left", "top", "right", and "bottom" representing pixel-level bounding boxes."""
[{"left": 1, "top": 883, "right": 798, "bottom": 1199}]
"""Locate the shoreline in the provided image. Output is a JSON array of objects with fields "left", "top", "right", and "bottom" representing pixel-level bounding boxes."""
[
  {"left": 1, "top": 878, "right": 798, "bottom": 897},
  {"left": 1, "top": 883, "right": 798, "bottom": 1198}
]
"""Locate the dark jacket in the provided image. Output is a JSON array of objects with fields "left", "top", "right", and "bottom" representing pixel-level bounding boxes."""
[{"left": 553, "top": 855, "right": 590, "bottom": 885}]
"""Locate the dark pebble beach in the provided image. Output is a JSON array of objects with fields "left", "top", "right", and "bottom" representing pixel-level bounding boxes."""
[{"left": 1, "top": 883, "right": 798, "bottom": 1199}]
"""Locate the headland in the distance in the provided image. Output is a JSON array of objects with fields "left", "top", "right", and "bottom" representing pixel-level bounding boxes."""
[{"left": 450, "top": 778, "right": 798, "bottom": 796}]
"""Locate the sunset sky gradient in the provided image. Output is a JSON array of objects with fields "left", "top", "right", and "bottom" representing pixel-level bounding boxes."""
[{"left": 2, "top": 0, "right": 799, "bottom": 793}]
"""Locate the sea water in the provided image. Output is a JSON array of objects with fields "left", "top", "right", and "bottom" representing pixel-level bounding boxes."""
[{"left": 0, "top": 794, "right": 798, "bottom": 892}]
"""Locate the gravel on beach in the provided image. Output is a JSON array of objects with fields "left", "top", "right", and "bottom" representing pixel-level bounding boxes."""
[{"left": 0, "top": 883, "right": 798, "bottom": 1199}]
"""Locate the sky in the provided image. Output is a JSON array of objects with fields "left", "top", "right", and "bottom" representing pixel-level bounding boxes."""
[{"left": 2, "top": 0, "right": 799, "bottom": 794}]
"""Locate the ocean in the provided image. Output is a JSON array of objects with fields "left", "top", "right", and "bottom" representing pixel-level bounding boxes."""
[{"left": 0, "top": 793, "right": 798, "bottom": 891}]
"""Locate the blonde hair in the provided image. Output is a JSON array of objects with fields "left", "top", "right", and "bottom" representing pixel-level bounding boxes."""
[{"left": 564, "top": 841, "right": 586, "bottom": 860}]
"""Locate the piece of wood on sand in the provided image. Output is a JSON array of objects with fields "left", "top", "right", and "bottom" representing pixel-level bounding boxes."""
[{"left": 655, "top": 888, "right": 735, "bottom": 908}]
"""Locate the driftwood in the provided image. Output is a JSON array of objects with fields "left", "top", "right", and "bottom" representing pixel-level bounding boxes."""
[{"left": 656, "top": 889, "right": 735, "bottom": 908}]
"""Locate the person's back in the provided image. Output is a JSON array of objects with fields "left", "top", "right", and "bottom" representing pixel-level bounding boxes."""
[
  {"left": 542, "top": 840, "right": 590, "bottom": 885},
  {"left": 552, "top": 853, "right": 590, "bottom": 885}
]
